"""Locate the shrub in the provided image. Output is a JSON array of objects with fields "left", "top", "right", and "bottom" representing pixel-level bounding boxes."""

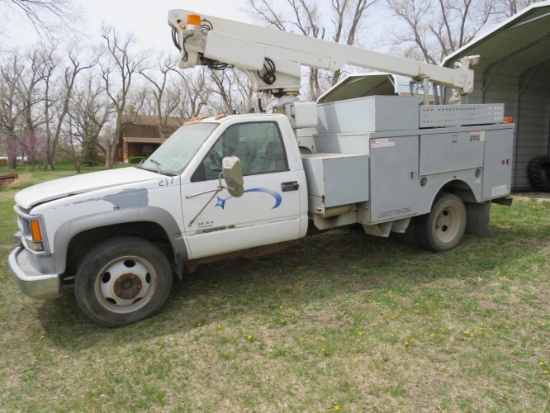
[{"left": 129, "top": 156, "right": 146, "bottom": 164}]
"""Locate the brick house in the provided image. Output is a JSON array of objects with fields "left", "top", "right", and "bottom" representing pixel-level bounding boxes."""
[{"left": 116, "top": 115, "right": 181, "bottom": 163}]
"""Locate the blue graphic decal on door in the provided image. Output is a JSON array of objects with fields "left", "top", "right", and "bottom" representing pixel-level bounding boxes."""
[{"left": 215, "top": 187, "right": 282, "bottom": 210}]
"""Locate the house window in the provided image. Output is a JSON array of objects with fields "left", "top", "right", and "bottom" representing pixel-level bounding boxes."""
[{"left": 143, "top": 145, "right": 153, "bottom": 156}]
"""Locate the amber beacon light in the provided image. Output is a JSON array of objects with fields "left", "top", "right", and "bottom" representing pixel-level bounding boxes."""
[{"left": 186, "top": 14, "right": 201, "bottom": 30}]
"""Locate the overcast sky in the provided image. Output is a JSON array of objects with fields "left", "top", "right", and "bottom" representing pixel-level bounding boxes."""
[
  {"left": 3, "top": 0, "right": 250, "bottom": 52},
  {"left": 79, "top": 0, "right": 249, "bottom": 48}
]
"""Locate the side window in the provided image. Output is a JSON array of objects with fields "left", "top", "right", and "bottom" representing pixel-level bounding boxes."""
[{"left": 192, "top": 122, "right": 288, "bottom": 182}]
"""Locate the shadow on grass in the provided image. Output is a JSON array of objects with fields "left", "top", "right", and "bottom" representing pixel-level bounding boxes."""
[{"left": 35, "top": 219, "right": 548, "bottom": 350}]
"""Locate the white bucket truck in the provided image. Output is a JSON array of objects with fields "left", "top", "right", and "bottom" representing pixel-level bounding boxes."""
[{"left": 8, "top": 11, "right": 514, "bottom": 326}]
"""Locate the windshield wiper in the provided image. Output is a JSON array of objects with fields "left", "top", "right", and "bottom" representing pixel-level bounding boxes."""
[
  {"left": 149, "top": 158, "right": 162, "bottom": 174},
  {"left": 147, "top": 158, "right": 177, "bottom": 176}
]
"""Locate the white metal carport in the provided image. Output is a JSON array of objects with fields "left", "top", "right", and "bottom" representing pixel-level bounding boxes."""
[{"left": 442, "top": 1, "right": 550, "bottom": 191}]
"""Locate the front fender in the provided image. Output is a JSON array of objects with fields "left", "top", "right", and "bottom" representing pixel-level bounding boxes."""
[{"left": 53, "top": 206, "right": 188, "bottom": 276}]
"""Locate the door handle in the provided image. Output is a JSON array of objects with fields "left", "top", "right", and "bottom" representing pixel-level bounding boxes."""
[{"left": 281, "top": 181, "right": 299, "bottom": 192}]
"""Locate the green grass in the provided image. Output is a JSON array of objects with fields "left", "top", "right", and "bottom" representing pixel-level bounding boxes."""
[{"left": 0, "top": 171, "right": 549, "bottom": 412}]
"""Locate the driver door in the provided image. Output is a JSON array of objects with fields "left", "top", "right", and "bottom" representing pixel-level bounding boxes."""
[{"left": 181, "top": 121, "right": 303, "bottom": 259}]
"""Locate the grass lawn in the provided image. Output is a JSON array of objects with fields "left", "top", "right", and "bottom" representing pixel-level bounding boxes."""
[{"left": 0, "top": 168, "right": 548, "bottom": 412}]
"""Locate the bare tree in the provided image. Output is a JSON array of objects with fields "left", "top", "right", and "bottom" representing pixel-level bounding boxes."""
[
  {"left": 1, "top": 46, "right": 59, "bottom": 170},
  {"left": 40, "top": 46, "right": 95, "bottom": 170},
  {"left": 384, "top": 0, "right": 542, "bottom": 64},
  {"left": 172, "top": 67, "right": 212, "bottom": 121},
  {"left": 140, "top": 55, "right": 182, "bottom": 142},
  {"left": 17, "top": 48, "right": 50, "bottom": 167},
  {"left": 61, "top": 115, "right": 82, "bottom": 172},
  {"left": 497, "top": 0, "right": 540, "bottom": 17},
  {"left": 208, "top": 69, "right": 255, "bottom": 114},
  {"left": 68, "top": 73, "right": 115, "bottom": 170},
  {"left": 99, "top": 26, "right": 150, "bottom": 168},
  {"left": 0, "top": 0, "right": 78, "bottom": 34},
  {"left": 0, "top": 52, "right": 25, "bottom": 169}
]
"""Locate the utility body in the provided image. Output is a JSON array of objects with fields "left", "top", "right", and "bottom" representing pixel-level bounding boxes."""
[{"left": 9, "top": 11, "right": 514, "bottom": 326}]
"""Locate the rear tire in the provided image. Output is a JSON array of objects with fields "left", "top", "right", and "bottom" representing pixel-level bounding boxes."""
[
  {"left": 527, "top": 155, "right": 550, "bottom": 191},
  {"left": 75, "top": 237, "right": 173, "bottom": 327},
  {"left": 416, "top": 193, "right": 466, "bottom": 252}
]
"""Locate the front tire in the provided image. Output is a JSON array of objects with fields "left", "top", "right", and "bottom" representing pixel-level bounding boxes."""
[
  {"left": 75, "top": 237, "right": 173, "bottom": 327},
  {"left": 416, "top": 193, "right": 466, "bottom": 252}
]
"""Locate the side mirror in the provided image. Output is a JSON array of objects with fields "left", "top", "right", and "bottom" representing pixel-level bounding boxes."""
[{"left": 222, "top": 156, "right": 244, "bottom": 197}]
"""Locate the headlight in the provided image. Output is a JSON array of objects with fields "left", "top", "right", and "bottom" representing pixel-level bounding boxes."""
[
  {"left": 15, "top": 207, "right": 49, "bottom": 254},
  {"left": 25, "top": 219, "right": 45, "bottom": 252}
]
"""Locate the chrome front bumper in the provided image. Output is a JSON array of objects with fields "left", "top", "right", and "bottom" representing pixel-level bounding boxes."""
[{"left": 9, "top": 246, "right": 61, "bottom": 300}]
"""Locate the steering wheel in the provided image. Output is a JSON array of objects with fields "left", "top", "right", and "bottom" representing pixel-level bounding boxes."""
[{"left": 208, "top": 150, "right": 223, "bottom": 166}]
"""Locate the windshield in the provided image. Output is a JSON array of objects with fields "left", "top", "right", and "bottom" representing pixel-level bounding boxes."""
[{"left": 140, "top": 123, "right": 218, "bottom": 175}]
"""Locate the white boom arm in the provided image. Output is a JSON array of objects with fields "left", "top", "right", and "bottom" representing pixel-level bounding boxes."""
[{"left": 168, "top": 10, "right": 475, "bottom": 97}]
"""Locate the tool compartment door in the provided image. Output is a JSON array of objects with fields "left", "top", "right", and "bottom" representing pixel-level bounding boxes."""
[
  {"left": 482, "top": 126, "right": 514, "bottom": 200},
  {"left": 369, "top": 136, "right": 419, "bottom": 224}
]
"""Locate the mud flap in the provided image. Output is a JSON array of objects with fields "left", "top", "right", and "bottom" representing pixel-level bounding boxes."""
[{"left": 465, "top": 202, "right": 491, "bottom": 235}]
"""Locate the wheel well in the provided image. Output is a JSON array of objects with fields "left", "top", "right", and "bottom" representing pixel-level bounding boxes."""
[
  {"left": 64, "top": 222, "right": 173, "bottom": 276},
  {"left": 440, "top": 180, "right": 477, "bottom": 203}
]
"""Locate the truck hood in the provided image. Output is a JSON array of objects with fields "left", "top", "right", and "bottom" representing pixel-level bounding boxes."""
[{"left": 15, "top": 167, "right": 161, "bottom": 210}]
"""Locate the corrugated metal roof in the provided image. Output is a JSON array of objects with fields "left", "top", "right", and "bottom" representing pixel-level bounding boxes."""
[{"left": 442, "top": 1, "right": 550, "bottom": 76}]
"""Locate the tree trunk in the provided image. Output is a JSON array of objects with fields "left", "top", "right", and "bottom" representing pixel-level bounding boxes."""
[{"left": 7, "top": 136, "right": 17, "bottom": 170}]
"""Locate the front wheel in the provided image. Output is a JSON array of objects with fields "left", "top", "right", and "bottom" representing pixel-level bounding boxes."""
[
  {"left": 416, "top": 193, "right": 466, "bottom": 252},
  {"left": 75, "top": 237, "right": 173, "bottom": 327}
]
